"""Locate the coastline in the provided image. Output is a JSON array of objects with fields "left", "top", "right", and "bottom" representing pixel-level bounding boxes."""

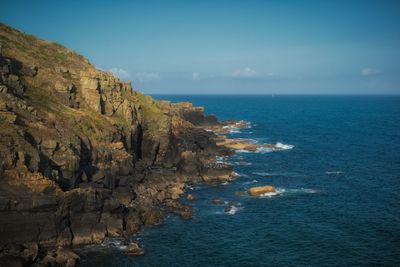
[{"left": 0, "top": 23, "right": 243, "bottom": 266}]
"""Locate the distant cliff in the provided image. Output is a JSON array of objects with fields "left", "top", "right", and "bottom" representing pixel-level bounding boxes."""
[{"left": 0, "top": 23, "right": 234, "bottom": 265}]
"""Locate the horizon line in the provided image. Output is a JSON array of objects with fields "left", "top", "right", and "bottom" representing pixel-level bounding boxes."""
[{"left": 148, "top": 93, "right": 400, "bottom": 96}]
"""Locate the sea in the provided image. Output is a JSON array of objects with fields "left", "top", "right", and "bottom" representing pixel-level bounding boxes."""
[{"left": 78, "top": 95, "right": 400, "bottom": 267}]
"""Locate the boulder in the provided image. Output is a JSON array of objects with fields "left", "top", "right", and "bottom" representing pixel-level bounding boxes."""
[
  {"left": 186, "top": 194, "right": 194, "bottom": 201},
  {"left": 125, "top": 242, "right": 144, "bottom": 256},
  {"left": 248, "top": 185, "right": 276, "bottom": 196}
]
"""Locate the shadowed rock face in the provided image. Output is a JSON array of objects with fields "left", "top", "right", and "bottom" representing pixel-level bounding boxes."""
[{"left": 0, "top": 23, "right": 234, "bottom": 264}]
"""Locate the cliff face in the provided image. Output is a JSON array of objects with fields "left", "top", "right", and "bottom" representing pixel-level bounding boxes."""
[{"left": 0, "top": 23, "right": 233, "bottom": 255}]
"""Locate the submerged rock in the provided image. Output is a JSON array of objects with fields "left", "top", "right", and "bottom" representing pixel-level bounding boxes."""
[
  {"left": 187, "top": 194, "right": 194, "bottom": 201},
  {"left": 235, "top": 191, "right": 246, "bottom": 197},
  {"left": 212, "top": 198, "right": 225, "bottom": 205},
  {"left": 248, "top": 185, "right": 276, "bottom": 196}
]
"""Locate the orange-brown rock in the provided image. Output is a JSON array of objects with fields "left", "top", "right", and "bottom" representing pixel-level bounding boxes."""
[{"left": 248, "top": 185, "right": 276, "bottom": 196}]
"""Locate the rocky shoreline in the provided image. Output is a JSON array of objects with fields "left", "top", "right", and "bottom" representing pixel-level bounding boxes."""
[
  {"left": 0, "top": 23, "right": 247, "bottom": 266},
  {"left": 0, "top": 23, "right": 287, "bottom": 266}
]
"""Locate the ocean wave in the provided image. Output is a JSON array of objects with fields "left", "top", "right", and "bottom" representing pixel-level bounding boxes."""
[
  {"left": 252, "top": 172, "right": 274, "bottom": 176},
  {"left": 275, "top": 142, "right": 294, "bottom": 150},
  {"left": 102, "top": 238, "right": 127, "bottom": 250},
  {"left": 255, "top": 147, "right": 274, "bottom": 153},
  {"left": 238, "top": 142, "right": 294, "bottom": 154},
  {"left": 259, "top": 188, "right": 286, "bottom": 198},
  {"left": 222, "top": 120, "right": 252, "bottom": 134},
  {"left": 255, "top": 143, "right": 294, "bottom": 153},
  {"left": 225, "top": 205, "right": 243, "bottom": 215},
  {"left": 287, "top": 188, "right": 319, "bottom": 194},
  {"left": 242, "top": 179, "right": 258, "bottom": 185},
  {"left": 234, "top": 161, "right": 252, "bottom": 166},
  {"left": 236, "top": 149, "right": 252, "bottom": 153},
  {"left": 325, "top": 171, "right": 344, "bottom": 175},
  {"left": 258, "top": 187, "right": 318, "bottom": 198},
  {"left": 236, "top": 173, "right": 250, "bottom": 178}
]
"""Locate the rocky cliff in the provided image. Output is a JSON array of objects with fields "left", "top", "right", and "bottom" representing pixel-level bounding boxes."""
[{"left": 0, "top": 23, "right": 234, "bottom": 265}]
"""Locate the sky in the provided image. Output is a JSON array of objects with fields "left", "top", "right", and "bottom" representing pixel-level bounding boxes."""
[{"left": 1, "top": 0, "right": 400, "bottom": 94}]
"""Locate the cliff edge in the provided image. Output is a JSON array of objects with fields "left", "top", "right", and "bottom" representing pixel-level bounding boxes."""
[{"left": 0, "top": 23, "right": 234, "bottom": 265}]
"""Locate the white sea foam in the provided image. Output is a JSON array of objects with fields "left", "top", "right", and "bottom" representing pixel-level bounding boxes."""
[
  {"left": 257, "top": 187, "right": 318, "bottom": 198},
  {"left": 255, "top": 147, "right": 274, "bottom": 153},
  {"left": 222, "top": 120, "right": 252, "bottom": 134},
  {"left": 236, "top": 173, "right": 250, "bottom": 178},
  {"left": 102, "top": 238, "right": 127, "bottom": 250},
  {"left": 275, "top": 142, "right": 294, "bottom": 150},
  {"left": 237, "top": 142, "right": 294, "bottom": 154},
  {"left": 259, "top": 188, "right": 286, "bottom": 198},
  {"left": 234, "top": 161, "right": 252, "bottom": 166},
  {"left": 236, "top": 149, "right": 251, "bottom": 153},
  {"left": 225, "top": 205, "right": 243, "bottom": 215}
]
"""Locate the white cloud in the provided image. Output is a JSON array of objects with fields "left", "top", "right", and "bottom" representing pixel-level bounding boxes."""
[
  {"left": 109, "top": 68, "right": 131, "bottom": 80},
  {"left": 192, "top": 72, "right": 200, "bottom": 80},
  {"left": 136, "top": 72, "right": 160, "bottom": 82},
  {"left": 360, "top": 67, "right": 380, "bottom": 76},
  {"left": 231, "top": 67, "right": 258, "bottom": 78}
]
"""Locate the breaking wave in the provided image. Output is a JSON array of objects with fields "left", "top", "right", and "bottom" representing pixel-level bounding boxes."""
[
  {"left": 222, "top": 120, "right": 252, "bottom": 134},
  {"left": 236, "top": 149, "right": 252, "bottom": 153},
  {"left": 259, "top": 188, "right": 286, "bottom": 198},
  {"left": 225, "top": 205, "right": 239, "bottom": 215},
  {"left": 236, "top": 142, "right": 294, "bottom": 154},
  {"left": 102, "top": 238, "right": 127, "bottom": 250},
  {"left": 234, "top": 161, "right": 252, "bottom": 166},
  {"left": 258, "top": 188, "right": 319, "bottom": 198}
]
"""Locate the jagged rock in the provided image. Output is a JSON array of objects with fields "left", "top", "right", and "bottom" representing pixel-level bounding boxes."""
[
  {"left": 55, "top": 66, "right": 69, "bottom": 74},
  {"left": 125, "top": 242, "right": 144, "bottom": 256},
  {"left": 0, "top": 110, "right": 17, "bottom": 123},
  {"left": 124, "top": 210, "right": 142, "bottom": 236},
  {"left": 0, "top": 84, "right": 7, "bottom": 93},
  {"left": 55, "top": 247, "right": 80, "bottom": 267},
  {"left": 21, "top": 242, "right": 39, "bottom": 262}
]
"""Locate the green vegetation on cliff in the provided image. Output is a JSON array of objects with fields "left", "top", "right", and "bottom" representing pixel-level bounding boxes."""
[{"left": 0, "top": 23, "right": 232, "bottom": 266}]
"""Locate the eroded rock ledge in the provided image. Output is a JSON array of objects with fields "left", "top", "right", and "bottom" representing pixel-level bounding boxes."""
[{"left": 0, "top": 23, "right": 239, "bottom": 266}]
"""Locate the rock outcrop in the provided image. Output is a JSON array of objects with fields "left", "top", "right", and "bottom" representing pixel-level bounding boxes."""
[
  {"left": 0, "top": 23, "right": 236, "bottom": 266},
  {"left": 248, "top": 186, "right": 276, "bottom": 196}
]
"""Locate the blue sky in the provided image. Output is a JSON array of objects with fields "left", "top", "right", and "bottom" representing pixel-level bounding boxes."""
[{"left": 1, "top": 0, "right": 399, "bottom": 94}]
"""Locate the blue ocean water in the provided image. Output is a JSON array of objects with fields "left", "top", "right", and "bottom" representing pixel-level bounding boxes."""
[{"left": 79, "top": 95, "right": 400, "bottom": 266}]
